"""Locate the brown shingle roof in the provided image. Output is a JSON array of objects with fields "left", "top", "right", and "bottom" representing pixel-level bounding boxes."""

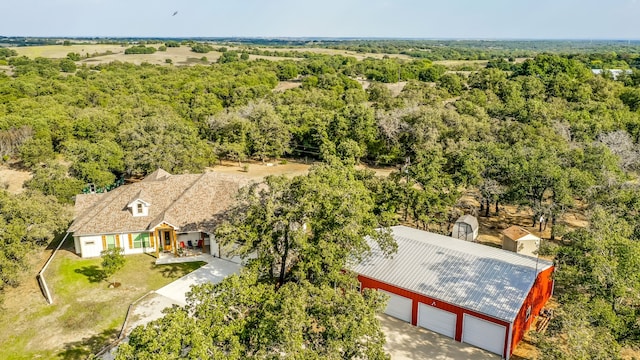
[
  {"left": 69, "top": 169, "right": 249, "bottom": 236},
  {"left": 142, "top": 168, "right": 172, "bottom": 182},
  {"left": 73, "top": 193, "right": 107, "bottom": 218},
  {"left": 502, "top": 225, "right": 531, "bottom": 241}
]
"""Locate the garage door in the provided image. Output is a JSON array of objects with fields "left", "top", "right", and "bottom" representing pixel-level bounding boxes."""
[
  {"left": 417, "top": 303, "right": 457, "bottom": 338},
  {"left": 380, "top": 290, "right": 412, "bottom": 323},
  {"left": 462, "top": 314, "right": 506, "bottom": 356}
]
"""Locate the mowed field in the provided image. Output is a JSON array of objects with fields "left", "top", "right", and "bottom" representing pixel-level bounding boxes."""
[
  {"left": 248, "top": 46, "right": 413, "bottom": 60},
  {"left": 9, "top": 43, "right": 414, "bottom": 66},
  {"left": 11, "top": 44, "right": 224, "bottom": 66}
]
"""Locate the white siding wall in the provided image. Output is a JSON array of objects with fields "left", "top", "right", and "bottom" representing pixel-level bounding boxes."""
[
  {"left": 79, "top": 235, "right": 103, "bottom": 258},
  {"left": 177, "top": 232, "right": 201, "bottom": 248},
  {"left": 124, "top": 232, "right": 156, "bottom": 255},
  {"left": 210, "top": 236, "right": 219, "bottom": 256},
  {"left": 74, "top": 236, "right": 81, "bottom": 255},
  {"left": 209, "top": 235, "right": 243, "bottom": 263},
  {"left": 516, "top": 239, "right": 540, "bottom": 258},
  {"left": 452, "top": 223, "right": 474, "bottom": 241},
  {"left": 78, "top": 233, "right": 156, "bottom": 258}
]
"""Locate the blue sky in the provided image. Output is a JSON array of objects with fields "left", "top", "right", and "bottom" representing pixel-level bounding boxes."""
[{"left": 1, "top": 0, "right": 639, "bottom": 39}]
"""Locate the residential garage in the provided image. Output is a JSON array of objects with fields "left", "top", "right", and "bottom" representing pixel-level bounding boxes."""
[
  {"left": 418, "top": 303, "right": 456, "bottom": 338},
  {"left": 353, "top": 225, "right": 554, "bottom": 359},
  {"left": 380, "top": 290, "right": 413, "bottom": 323},
  {"left": 463, "top": 314, "right": 507, "bottom": 355}
]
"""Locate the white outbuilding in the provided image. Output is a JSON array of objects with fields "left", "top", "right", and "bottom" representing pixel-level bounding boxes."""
[
  {"left": 502, "top": 225, "right": 541, "bottom": 258},
  {"left": 451, "top": 214, "right": 479, "bottom": 242}
]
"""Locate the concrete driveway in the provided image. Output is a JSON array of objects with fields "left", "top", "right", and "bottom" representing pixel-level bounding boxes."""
[
  {"left": 380, "top": 314, "right": 500, "bottom": 360},
  {"left": 102, "top": 258, "right": 242, "bottom": 359},
  {"left": 155, "top": 257, "right": 241, "bottom": 305},
  {"left": 126, "top": 258, "right": 241, "bottom": 333}
]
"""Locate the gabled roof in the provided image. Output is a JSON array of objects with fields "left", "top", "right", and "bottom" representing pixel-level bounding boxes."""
[
  {"left": 352, "top": 226, "right": 553, "bottom": 322},
  {"left": 69, "top": 169, "right": 249, "bottom": 236},
  {"left": 502, "top": 225, "right": 539, "bottom": 242},
  {"left": 142, "top": 168, "right": 172, "bottom": 182},
  {"left": 455, "top": 214, "right": 479, "bottom": 230},
  {"left": 127, "top": 189, "right": 151, "bottom": 207}
]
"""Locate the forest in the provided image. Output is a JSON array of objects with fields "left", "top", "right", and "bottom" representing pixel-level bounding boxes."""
[{"left": 1, "top": 40, "right": 640, "bottom": 358}]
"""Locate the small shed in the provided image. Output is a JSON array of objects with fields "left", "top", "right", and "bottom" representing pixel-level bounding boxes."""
[
  {"left": 502, "top": 226, "right": 540, "bottom": 257},
  {"left": 451, "top": 214, "right": 479, "bottom": 242}
]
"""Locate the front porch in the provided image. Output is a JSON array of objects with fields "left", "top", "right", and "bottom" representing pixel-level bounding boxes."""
[{"left": 155, "top": 243, "right": 211, "bottom": 265}]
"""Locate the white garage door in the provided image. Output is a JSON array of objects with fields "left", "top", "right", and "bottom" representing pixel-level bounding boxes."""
[
  {"left": 417, "top": 303, "right": 457, "bottom": 338},
  {"left": 380, "top": 290, "right": 412, "bottom": 323},
  {"left": 462, "top": 314, "right": 506, "bottom": 356}
]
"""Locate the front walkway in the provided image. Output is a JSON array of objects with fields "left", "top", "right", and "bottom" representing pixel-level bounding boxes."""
[
  {"left": 101, "top": 257, "right": 242, "bottom": 359},
  {"left": 155, "top": 257, "right": 241, "bottom": 305}
]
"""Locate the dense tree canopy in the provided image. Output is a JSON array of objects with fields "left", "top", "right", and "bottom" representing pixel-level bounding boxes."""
[
  {"left": 117, "top": 271, "right": 389, "bottom": 360},
  {"left": 215, "top": 162, "right": 395, "bottom": 287},
  {"left": 2, "top": 42, "right": 640, "bottom": 356},
  {"left": 0, "top": 190, "right": 72, "bottom": 296}
]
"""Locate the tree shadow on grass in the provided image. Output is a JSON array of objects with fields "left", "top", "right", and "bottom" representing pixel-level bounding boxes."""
[
  {"left": 152, "top": 261, "right": 205, "bottom": 279},
  {"left": 154, "top": 263, "right": 185, "bottom": 279},
  {"left": 57, "top": 327, "right": 118, "bottom": 360},
  {"left": 74, "top": 265, "right": 106, "bottom": 283}
]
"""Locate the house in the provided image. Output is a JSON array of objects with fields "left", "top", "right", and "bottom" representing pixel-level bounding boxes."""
[
  {"left": 501, "top": 225, "right": 540, "bottom": 258},
  {"left": 451, "top": 214, "right": 479, "bottom": 241},
  {"left": 68, "top": 169, "right": 248, "bottom": 259},
  {"left": 352, "top": 226, "right": 554, "bottom": 359}
]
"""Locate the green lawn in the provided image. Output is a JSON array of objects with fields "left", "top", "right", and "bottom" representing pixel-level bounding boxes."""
[{"left": 0, "top": 248, "right": 204, "bottom": 360}]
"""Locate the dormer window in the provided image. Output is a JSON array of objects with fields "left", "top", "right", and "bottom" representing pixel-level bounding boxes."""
[{"left": 128, "top": 198, "right": 150, "bottom": 217}]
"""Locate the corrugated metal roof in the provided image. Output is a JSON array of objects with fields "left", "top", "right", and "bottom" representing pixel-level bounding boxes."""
[{"left": 352, "top": 226, "right": 553, "bottom": 322}]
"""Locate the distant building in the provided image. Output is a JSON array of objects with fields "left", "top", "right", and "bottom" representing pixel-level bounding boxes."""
[
  {"left": 502, "top": 225, "right": 540, "bottom": 258},
  {"left": 353, "top": 226, "right": 554, "bottom": 359},
  {"left": 451, "top": 214, "right": 479, "bottom": 242},
  {"left": 591, "top": 68, "right": 632, "bottom": 80}
]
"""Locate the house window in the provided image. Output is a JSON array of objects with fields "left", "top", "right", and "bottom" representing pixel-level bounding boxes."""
[
  {"left": 133, "top": 233, "right": 151, "bottom": 249},
  {"left": 355, "top": 282, "right": 362, "bottom": 293},
  {"left": 105, "top": 235, "right": 116, "bottom": 249},
  {"left": 525, "top": 305, "right": 532, "bottom": 321},
  {"left": 137, "top": 203, "right": 143, "bottom": 214}
]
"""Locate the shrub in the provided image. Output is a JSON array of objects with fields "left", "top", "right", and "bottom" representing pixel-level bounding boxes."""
[
  {"left": 191, "top": 43, "right": 213, "bottom": 54},
  {"left": 124, "top": 45, "right": 157, "bottom": 55}
]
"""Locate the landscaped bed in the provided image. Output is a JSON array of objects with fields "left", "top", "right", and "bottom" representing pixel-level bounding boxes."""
[{"left": 0, "top": 240, "right": 204, "bottom": 360}]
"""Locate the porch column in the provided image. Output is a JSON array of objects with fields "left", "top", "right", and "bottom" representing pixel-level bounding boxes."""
[
  {"left": 154, "top": 230, "right": 159, "bottom": 258},
  {"left": 172, "top": 230, "right": 178, "bottom": 256}
]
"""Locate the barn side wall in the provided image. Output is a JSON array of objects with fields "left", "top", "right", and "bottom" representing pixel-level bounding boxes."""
[{"left": 510, "top": 266, "right": 555, "bottom": 356}]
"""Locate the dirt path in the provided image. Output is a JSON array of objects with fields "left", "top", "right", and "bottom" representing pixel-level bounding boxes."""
[{"left": 209, "top": 159, "right": 397, "bottom": 180}]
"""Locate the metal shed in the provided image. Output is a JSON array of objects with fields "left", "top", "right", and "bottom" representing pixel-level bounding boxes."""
[{"left": 452, "top": 214, "right": 479, "bottom": 241}]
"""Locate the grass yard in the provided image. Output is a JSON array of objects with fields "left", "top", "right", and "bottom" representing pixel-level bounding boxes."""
[{"left": 0, "top": 240, "right": 204, "bottom": 360}]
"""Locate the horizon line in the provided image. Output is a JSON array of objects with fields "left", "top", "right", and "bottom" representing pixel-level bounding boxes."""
[{"left": 1, "top": 35, "right": 640, "bottom": 42}]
